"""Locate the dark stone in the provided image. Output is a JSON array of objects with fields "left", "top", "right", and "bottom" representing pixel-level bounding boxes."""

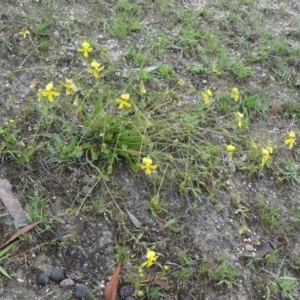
[
  {"left": 142, "top": 217, "right": 156, "bottom": 228},
  {"left": 74, "top": 284, "right": 89, "bottom": 299},
  {"left": 49, "top": 267, "right": 65, "bottom": 283},
  {"left": 55, "top": 228, "right": 66, "bottom": 239},
  {"left": 125, "top": 297, "right": 136, "bottom": 300},
  {"left": 81, "top": 175, "right": 95, "bottom": 185},
  {"left": 37, "top": 272, "right": 49, "bottom": 286},
  {"left": 119, "top": 285, "right": 134, "bottom": 298},
  {"left": 81, "top": 185, "right": 92, "bottom": 196}
]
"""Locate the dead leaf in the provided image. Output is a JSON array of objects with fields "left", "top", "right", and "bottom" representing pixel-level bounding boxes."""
[
  {"left": 104, "top": 261, "right": 121, "bottom": 300},
  {"left": 139, "top": 80, "right": 146, "bottom": 95},
  {"left": 256, "top": 240, "right": 278, "bottom": 258},
  {"left": 270, "top": 101, "right": 280, "bottom": 116},
  {"left": 29, "top": 78, "right": 37, "bottom": 89},
  {"left": 146, "top": 275, "right": 168, "bottom": 287},
  {"left": 125, "top": 207, "right": 142, "bottom": 229},
  {"left": 239, "top": 220, "right": 250, "bottom": 235},
  {"left": 0, "top": 220, "right": 41, "bottom": 250},
  {"left": 0, "top": 179, "right": 28, "bottom": 227}
]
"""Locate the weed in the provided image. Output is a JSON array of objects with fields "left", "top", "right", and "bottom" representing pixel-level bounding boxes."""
[
  {"left": 210, "top": 258, "right": 237, "bottom": 288},
  {"left": 257, "top": 196, "right": 280, "bottom": 229},
  {"left": 25, "top": 192, "right": 45, "bottom": 222},
  {"left": 32, "top": 21, "right": 53, "bottom": 37},
  {"left": 264, "top": 258, "right": 297, "bottom": 300},
  {"left": 0, "top": 242, "right": 17, "bottom": 279}
]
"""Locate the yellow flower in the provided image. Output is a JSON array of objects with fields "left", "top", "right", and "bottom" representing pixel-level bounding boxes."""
[
  {"left": 87, "top": 60, "right": 105, "bottom": 78},
  {"left": 163, "top": 265, "right": 169, "bottom": 271},
  {"left": 141, "top": 249, "right": 158, "bottom": 267},
  {"left": 231, "top": 87, "right": 239, "bottom": 102},
  {"left": 66, "top": 208, "right": 73, "bottom": 216},
  {"left": 140, "top": 156, "right": 158, "bottom": 175},
  {"left": 138, "top": 267, "right": 144, "bottom": 278},
  {"left": 136, "top": 290, "right": 144, "bottom": 297},
  {"left": 37, "top": 88, "right": 43, "bottom": 102},
  {"left": 116, "top": 93, "right": 131, "bottom": 109},
  {"left": 63, "top": 79, "right": 78, "bottom": 95},
  {"left": 77, "top": 41, "right": 93, "bottom": 58},
  {"left": 177, "top": 78, "right": 185, "bottom": 87},
  {"left": 8, "top": 119, "right": 15, "bottom": 124},
  {"left": 234, "top": 112, "right": 244, "bottom": 128},
  {"left": 226, "top": 144, "right": 235, "bottom": 161},
  {"left": 261, "top": 146, "right": 273, "bottom": 166},
  {"left": 18, "top": 27, "right": 30, "bottom": 39},
  {"left": 41, "top": 82, "right": 60, "bottom": 102},
  {"left": 201, "top": 88, "right": 212, "bottom": 104},
  {"left": 285, "top": 131, "right": 296, "bottom": 149}
]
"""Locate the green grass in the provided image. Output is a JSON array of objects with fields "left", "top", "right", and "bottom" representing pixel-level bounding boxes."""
[{"left": 0, "top": 242, "right": 17, "bottom": 279}]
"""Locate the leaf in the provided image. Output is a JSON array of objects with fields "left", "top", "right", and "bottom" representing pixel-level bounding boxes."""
[
  {"left": 270, "top": 101, "right": 280, "bottom": 116},
  {"left": 139, "top": 80, "right": 146, "bottom": 94},
  {"left": 0, "top": 266, "right": 11, "bottom": 279},
  {"left": 125, "top": 207, "right": 142, "bottom": 229},
  {"left": 104, "top": 261, "right": 121, "bottom": 300},
  {"left": 0, "top": 179, "right": 28, "bottom": 227},
  {"left": 0, "top": 242, "right": 16, "bottom": 259},
  {"left": 29, "top": 78, "right": 37, "bottom": 89},
  {"left": 146, "top": 275, "right": 167, "bottom": 287},
  {"left": 0, "top": 221, "right": 41, "bottom": 250},
  {"left": 238, "top": 220, "right": 250, "bottom": 235},
  {"left": 256, "top": 240, "right": 277, "bottom": 258}
]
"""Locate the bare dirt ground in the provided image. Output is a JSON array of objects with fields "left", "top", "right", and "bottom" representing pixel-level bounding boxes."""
[{"left": 0, "top": 1, "right": 300, "bottom": 300}]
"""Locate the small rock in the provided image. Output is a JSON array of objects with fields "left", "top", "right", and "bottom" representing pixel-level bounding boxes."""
[
  {"left": 60, "top": 278, "right": 75, "bottom": 288},
  {"left": 125, "top": 297, "right": 136, "bottom": 300},
  {"left": 81, "top": 185, "right": 92, "bottom": 196},
  {"left": 253, "top": 240, "right": 261, "bottom": 246},
  {"left": 245, "top": 244, "right": 254, "bottom": 252},
  {"left": 55, "top": 228, "right": 67, "bottom": 239},
  {"left": 142, "top": 217, "right": 156, "bottom": 228},
  {"left": 74, "top": 284, "right": 89, "bottom": 299},
  {"left": 119, "top": 285, "right": 134, "bottom": 298},
  {"left": 81, "top": 175, "right": 95, "bottom": 185},
  {"left": 37, "top": 272, "right": 49, "bottom": 286},
  {"left": 243, "top": 229, "right": 252, "bottom": 238},
  {"left": 49, "top": 267, "right": 65, "bottom": 283}
]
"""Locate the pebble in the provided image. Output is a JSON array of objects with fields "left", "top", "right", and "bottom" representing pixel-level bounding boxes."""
[
  {"left": 49, "top": 267, "right": 65, "bottom": 283},
  {"left": 81, "top": 175, "right": 95, "bottom": 185},
  {"left": 245, "top": 244, "right": 254, "bottom": 252},
  {"left": 60, "top": 278, "right": 75, "bottom": 288},
  {"left": 243, "top": 229, "right": 252, "bottom": 238},
  {"left": 55, "top": 228, "right": 67, "bottom": 239},
  {"left": 142, "top": 217, "right": 156, "bottom": 228},
  {"left": 37, "top": 272, "right": 49, "bottom": 286},
  {"left": 74, "top": 284, "right": 89, "bottom": 299},
  {"left": 119, "top": 285, "right": 134, "bottom": 298},
  {"left": 81, "top": 185, "right": 92, "bottom": 196}
]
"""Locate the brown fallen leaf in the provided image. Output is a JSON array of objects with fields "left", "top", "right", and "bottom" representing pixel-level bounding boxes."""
[
  {"left": 256, "top": 240, "right": 278, "bottom": 258},
  {"left": 269, "top": 101, "right": 280, "bottom": 116},
  {"left": 104, "top": 260, "right": 121, "bottom": 300},
  {"left": 0, "top": 179, "right": 28, "bottom": 227},
  {"left": 0, "top": 220, "right": 41, "bottom": 250},
  {"left": 146, "top": 275, "right": 168, "bottom": 287}
]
